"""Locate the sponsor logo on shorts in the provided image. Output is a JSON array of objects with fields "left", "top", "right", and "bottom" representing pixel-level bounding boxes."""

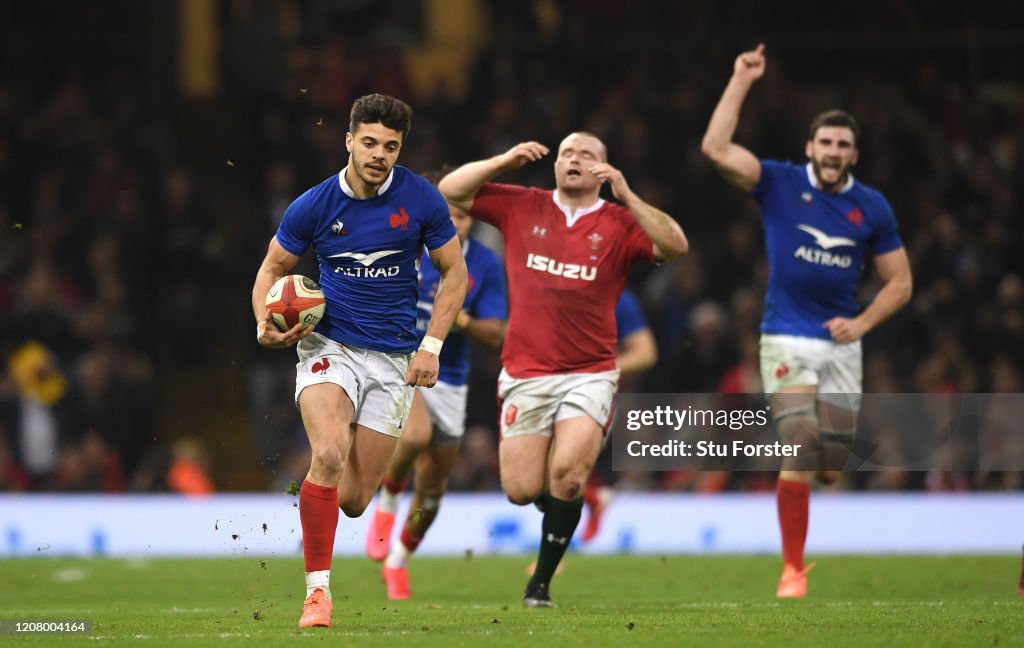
[{"left": 312, "top": 358, "right": 331, "bottom": 375}]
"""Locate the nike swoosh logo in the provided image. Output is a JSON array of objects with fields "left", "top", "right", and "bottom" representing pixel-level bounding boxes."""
[
  {"left": 797, "top": 224, "right": 856, "bottom": 250},
  {"left": 328, "top": 250, "right": 401, "bottom": 266}
]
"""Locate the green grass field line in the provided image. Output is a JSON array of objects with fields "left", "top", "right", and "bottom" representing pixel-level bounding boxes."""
[{"left": 0, "top": 556, "right": 1020, "bottom": 647}]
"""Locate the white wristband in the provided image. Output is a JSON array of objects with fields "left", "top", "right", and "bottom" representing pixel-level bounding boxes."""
[{"left": 419, "top": 335, "right": 443, "bottom": 355}]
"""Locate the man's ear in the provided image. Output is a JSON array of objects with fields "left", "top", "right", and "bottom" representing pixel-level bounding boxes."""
[
  {"left": 345, "top": 132, "right": 353, "bottom": 153},
  {"left": 804, "top": 139, "right": 813, "bottom": 159}
]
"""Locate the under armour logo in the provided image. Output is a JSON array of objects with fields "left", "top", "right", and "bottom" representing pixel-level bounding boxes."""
[
  {"left": 390, "top": 208, "right": 410, "bottom": 231},
  {"left": 532, "top": 225, "right": 547, "bottom": 238},
  {"left": 545, "top": 533, "right": 568, "bottom": 545},
  {"left": 312, "top": 358, "right": 331, "bottom": 375}
]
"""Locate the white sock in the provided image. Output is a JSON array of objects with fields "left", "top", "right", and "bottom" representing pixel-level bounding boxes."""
[
  {"left": 384, "top": 539, "right": 412, "bottom": 569},
  {"left": 305, "top": 570, "right": 331, "bottom": 599},
  {"left": 378, "top": 488, "right": 400, "bottom": 514}
]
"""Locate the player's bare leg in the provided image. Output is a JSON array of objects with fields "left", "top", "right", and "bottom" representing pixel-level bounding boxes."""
[
  {"left": 296, "top": 383, "right": 356, "bottom": 628},
  {"left": 299, "top": 390, "right": 398, "bottom": 628},
  {"left": 773, "top": 387, "right": 819, "bottom": 599},
  {"left": 522, "top": 416, "right": 603, "bottom": 608},
  {"left": 815, "top": 400, "right": 857, "bottom": 486},
  {"left": 499, "top": 434, "right": 552, "bottom": 604},
  {"left": 499, "top": 435, "right": 550, "bottom": 505},
  {"left": 336, "top": 423, "right": 400, "bottom": 514},
  {"left": 383, "top": 444, "right": 460, "bottom": 599},
  {"left": 366, "top": 392, "right": 430, "bottom": 561}
]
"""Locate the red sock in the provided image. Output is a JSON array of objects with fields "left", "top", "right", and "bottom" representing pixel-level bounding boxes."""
[
  {"left": 582, "top": 480, "right": 600, "bottom": 510},
  {"left": 776, "top": 478, "right": 810, "bottom": 570},
  {"left": 400, "top": 526, "right": 423, "bottom": 553},
  {"left": 300, "top": 480, "right": 339, "bottom": 572},
  {"left": 382, "top": 474, "right": 409, "bottom": 496}
]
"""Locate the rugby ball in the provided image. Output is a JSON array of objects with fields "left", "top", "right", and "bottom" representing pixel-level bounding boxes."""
[{"left": 265, "top": 275, "right": 326, "bottom": 332}]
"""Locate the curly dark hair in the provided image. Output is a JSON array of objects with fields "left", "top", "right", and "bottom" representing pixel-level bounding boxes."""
[{"left": 349, "top": 94, "right": 413, "bottom": 139}]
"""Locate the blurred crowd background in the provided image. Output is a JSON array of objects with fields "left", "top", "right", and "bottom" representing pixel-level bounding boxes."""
[{"left": 1, "top": 0, "right": 1022, "bottom": 494}]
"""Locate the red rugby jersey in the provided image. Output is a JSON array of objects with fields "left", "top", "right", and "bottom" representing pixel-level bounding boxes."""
[{"left": 472, "top": 182, "right": 655, "bottom": 378}]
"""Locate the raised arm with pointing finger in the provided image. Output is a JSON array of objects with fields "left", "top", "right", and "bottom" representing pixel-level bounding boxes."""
[
  {"left": 701, "top": 45, "right": 912, "bottom": 601},
  {"left": 701, "top": 43, "right": 766, "bottom": 192}
]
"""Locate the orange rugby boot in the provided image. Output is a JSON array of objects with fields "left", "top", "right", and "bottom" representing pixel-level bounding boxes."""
[
  {"left": 365, "top": 508, "right": 396, "bottom": 562},
  {"left": 776, "top": 562, "right": 816, "bottom": 599},
  {"left": 383, "top": 565, "right": 412, "bottom": 600},
  {"left": 298, "top": 588, "right": 332, "bottom": 628}
]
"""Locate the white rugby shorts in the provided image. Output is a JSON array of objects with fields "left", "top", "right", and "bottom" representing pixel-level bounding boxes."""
[
  {"left": 294, "top": 332, "right": 413, "bottom": 438},
  {"left": 497, "top": 368, "right": 620, "bottom": 439},
  {"left": 759, "top": 333, "right": 862, "bottom": 411},
  {"left": 419, "top": 379, "right": 469, "bottom": 447}
]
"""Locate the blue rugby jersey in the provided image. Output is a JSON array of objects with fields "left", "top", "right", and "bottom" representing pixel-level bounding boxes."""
[
  {"left": 614, "top": 288, "right": 647, "bottom": 340},
  {"left": 752, "top": 161, "right": 903, "bottom": 340},
  {"left": 276, "top": 165, "right": 457, "bottom": 353},
  {"left": 416, "top": 239, "right": 507, "bottom": 386}
]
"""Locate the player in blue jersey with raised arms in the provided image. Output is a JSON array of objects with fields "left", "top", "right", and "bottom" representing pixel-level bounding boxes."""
[
  {"left": 364, "top": 197, "right": 508, "bottom": 600},
  {"left": 702, "top": 44, "right": 912, "bottom": 598},
  {"left": 252, "top": 94, "right": 468, "bottom": 628}
]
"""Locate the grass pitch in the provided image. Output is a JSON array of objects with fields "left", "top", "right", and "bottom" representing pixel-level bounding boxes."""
[{"left": 0, "top": 555, "right": 1020, "bottom": 646}]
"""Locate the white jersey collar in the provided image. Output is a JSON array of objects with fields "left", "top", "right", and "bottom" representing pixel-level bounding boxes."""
[
  {"left": 806, "top": 162, "right": 854, "bottom": 194},
  {"left": 551, "top": 190, "right": 605, "bottom": 228},
  {"left": 338, "top": 165, "right": 396, "bottom": 199}
]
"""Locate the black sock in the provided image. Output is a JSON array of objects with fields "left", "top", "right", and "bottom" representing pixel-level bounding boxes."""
[{"left": 527, "top": 494, "right": 582, "bottom": 591}]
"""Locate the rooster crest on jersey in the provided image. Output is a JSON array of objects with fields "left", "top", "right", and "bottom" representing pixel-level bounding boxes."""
[{"left": 265, "top": 274, "right": 326, "bottom": 332}]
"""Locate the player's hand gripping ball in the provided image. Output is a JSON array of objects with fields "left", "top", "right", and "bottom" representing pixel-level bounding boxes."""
[{"left": 265, "top": 275, "right": 325, "bottom": 332}]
